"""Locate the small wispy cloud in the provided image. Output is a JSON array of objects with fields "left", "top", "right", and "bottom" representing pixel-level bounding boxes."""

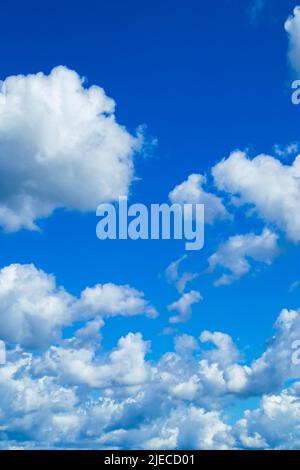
[
  {"left": 289, "top": 280, "right": 300, "bottom": 293},
  {"left": 165, "top": 255, "right": 199, "bottom": 293},
  {"left": 248, "top": 0, "right": 265, "bottom": 25}
]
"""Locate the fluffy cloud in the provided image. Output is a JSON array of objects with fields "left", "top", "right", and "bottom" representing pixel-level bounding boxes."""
[
  {"left": 208, "top": 228, "right": 279, "bottom": 285},
  {"left": 0, "top": 351, "right": 80, "bottom": 446},
  {"left": 196, "top": 308, "right": 300, "bottom": 399},
  {"left": 0, "top": 263, "right": 156, "bottom": 349},
  {"left": 0, "top": 264, "right": 75, "bottom": 349},
  {"left": 226, "top": 308, "right": 300, "bottom": 396},
  {"left": 33, "top": 332, "right": 150, "bottom": 389},
  {"left": 167, "top": 290, "right": 203, "bottom": 323},
  {"left": 212, "top": 151, "right": 300, "bottom": 242},
  {"left": 200, "top": 331, "right": 240, "bottom": 368},
  {"left": 174, "top": 334, "right": 199, "bottom": 354},
  {"left": 235, "top": 383, "right": 300, "bottom": 449},
  {"left": 99, "top": 405, "right": 235, "bottom": 450},
  {"left": 0, "top": 66, "right": 141, "bottom": 231},
  {"left": 78, "top": 283, "right": 157, "bottom": 319},
  {"left": 169, "top": 173, "right": 230, "bottom": 224},
  {"left": 285, "top": 6, "right": 300, "bottom": 75}
]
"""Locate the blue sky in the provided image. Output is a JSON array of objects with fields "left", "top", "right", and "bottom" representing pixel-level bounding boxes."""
[{"left": 1, "top": 0, "right": 300, "bottom": 449}]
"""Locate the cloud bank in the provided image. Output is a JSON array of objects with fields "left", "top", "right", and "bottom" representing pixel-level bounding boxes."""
[{"left": 1, "top": 297, "right": 300, "bottom": 449}]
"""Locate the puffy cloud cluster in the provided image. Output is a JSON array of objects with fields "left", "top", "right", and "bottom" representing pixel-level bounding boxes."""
[
  {"left": 0, "top": 263, "right": 156, "bottom": 349},
  {"left": 235, "top": 383, "right": 300, "bottom": 449},
  {"left": 98, "top": 405, "right": 235, "bottom": 450},
  {"left": 33, "top": 332, "right": 150, "bottom": 389},
  {"left": 0, "top": 66, "right": 141, "bottom": 231},
  {"left": 168, "top": 150, "right": 300, "bottom": 289}
]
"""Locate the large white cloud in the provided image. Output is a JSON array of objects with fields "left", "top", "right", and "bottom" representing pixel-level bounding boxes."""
[
  {"left": 0, "top": 66, "right": 141, "bottom": 231},
  {"left": 212, "top": 151, "right": 300, "bottom": 242},
  {"left": 0, "top": 264, "right": 75, "bottom": 349}
]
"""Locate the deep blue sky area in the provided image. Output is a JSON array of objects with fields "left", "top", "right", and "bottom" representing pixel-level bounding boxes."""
[{"left": 0, "top": 0, "right": 299, "bottom": 358}]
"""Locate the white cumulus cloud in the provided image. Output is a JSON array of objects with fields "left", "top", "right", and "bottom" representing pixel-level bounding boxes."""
[
  {"left": 212, "top": 151, "right": 300, "bottom": 242},
  {"left": 0, "top": 263, "right": 156, "bottom": 349},
  {"left": 0, "top": 66, "right": 141, "bottom": 231}
]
